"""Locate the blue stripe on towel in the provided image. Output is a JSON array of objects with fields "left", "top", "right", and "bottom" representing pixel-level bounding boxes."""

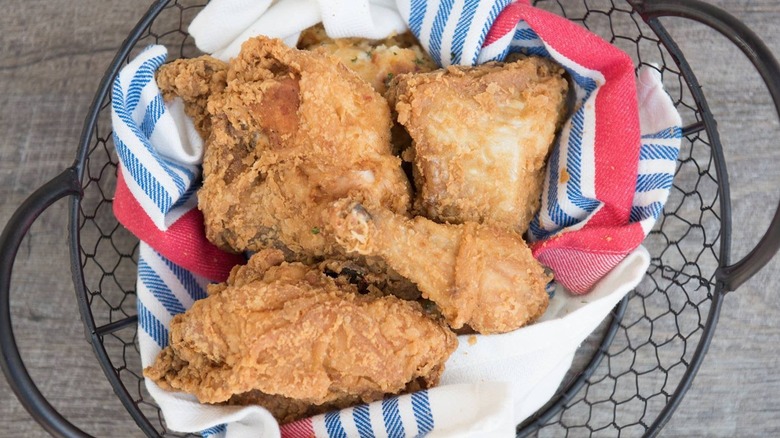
[
  {"left": 137, "top": 300, "right": 168, "bottom": 348},
  {"left": 325, "top": 411, "right": 347, "bottom": 438},
  {"left": 639, "top": 144, "right": 679, "bottom": 161},
  {"left": 352, "top": 404, "right": 375, "bottom": 438},
  {"left": 472, "top": 0, "right": 509, "bottom": 64},
  {"left": 409, "top": 0, "right": 428, "bottom": 36},
  {"left": 428, "top": 0, "right": 455, "bottom": 64},
  {"left": 641, "top": 126, "right": 683, "bottom": 140},
  {"left": 630, "top": 202, "right": 664, "bottom": 222},
  {"left": 382, "top": 398, "right": 405, "bottom": 438},
  {"left": 450, "top": 0, "right": 480, "bottom": 64},
  {"left": 636, "top": 173, "right": 675, "bottom": 192},
  {"left": 411, "top": 391, "right": 434, "bottom": 436},
  {"left": 138, "top": 259, "right": 186, "bottom": 316}
]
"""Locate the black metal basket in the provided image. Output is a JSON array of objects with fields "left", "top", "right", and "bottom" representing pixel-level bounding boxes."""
[{"left": 2, "top": 0, "right": 780, "bottom": 437}]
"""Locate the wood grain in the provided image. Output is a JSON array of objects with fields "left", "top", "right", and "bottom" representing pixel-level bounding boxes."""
[{"left": 1, "top": 1, "right": 779, "bottom": 436}]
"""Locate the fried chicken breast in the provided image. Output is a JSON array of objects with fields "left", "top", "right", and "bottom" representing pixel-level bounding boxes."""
[
  {"left": 387, "top": 57, "right": 569, "bottom": 233},
  {"left": 144, "top": 249, "right": 456, "bottom": 424},
  {"left": 328, "top": 200, "right": 551, "bottom": 334},
  {"left": 196, "top": 37, "right": 411, "bottom": 258}
]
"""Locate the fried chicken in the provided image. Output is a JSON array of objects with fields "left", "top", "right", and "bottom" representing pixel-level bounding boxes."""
[
  {"left": 144, "top": 249, "right": 456, "bottom": 423},
  {"left": 196, "top": 37, "right": 411, "bottom": 258},
  {"left": 297, "top": 25, "right": 437, "bottom": 156},
  {"left": 297, "top": 24, "right": 437, "bottom": 95},
  {"left": 156, "top": 55, "right": 228, "bottom": 139},
  {"left": 226, "top": 390, "right": 362, "bottom": 425},
  {"left": 327, "top": 200, "right": 551, "bottom": 334},
  {"left": 387, "top": 57, "right": 569, "bottom": 234},
  {"left": 319, "top": 257, "right": 422, "bottom": 301}
]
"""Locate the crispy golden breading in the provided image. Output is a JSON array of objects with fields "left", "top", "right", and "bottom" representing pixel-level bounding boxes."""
[
  {"left": 387, "top": 57, "right": 569, "bottom": 233},
  {"left": 228, "top": 376, "right": 429, "bottom": 425},
  {"left": 297, "top": 24, "right": 437, "bottom": 95},
  {"left": 197, "top": 37, "right": 412, "bottom": 258},
  {"left": 227, "top": 390, "right": 362, "bottom": 425},
  {"left": 156, "top": 56, "right": 228, "bottom": 139},
  {"left": 144, "top": 250, "right": 456, "bottom": 423},
  {"left": 318, "top": 257, "right": 422, "bottom": 301},
  {"left": 297, "top": 25, "right": 437, "bottom": 156},
  {"left": 328, "top": 200, "right": 551, "bottom": 334}
]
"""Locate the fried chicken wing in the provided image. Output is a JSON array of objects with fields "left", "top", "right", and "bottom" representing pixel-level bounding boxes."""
[
  {"left": 387, "top": 57, "right": 569, "bottom": 233},
  {"left": 144, "top": 249, "right": 456, "bottom": 423},
  {"left": 196, "top": 37, "right": 411, "bottom": 258},
  {"left": 327, "top": 200, "right": 551, "bottom": 334},
  {"left": 297, "top": 24, "right": 437, "bottom": 95},
  {"left": 156, "top": 55, "right": 228, "bottom": 139}
]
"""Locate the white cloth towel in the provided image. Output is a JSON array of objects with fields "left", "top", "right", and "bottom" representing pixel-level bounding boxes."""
[{"left": 189, "top": 0, "right": 408, "bottom": 61}]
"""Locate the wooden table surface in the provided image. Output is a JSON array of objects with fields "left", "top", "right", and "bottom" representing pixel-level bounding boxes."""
[{"left": 2, "top": 1, "right": 779, "bottom": 436}]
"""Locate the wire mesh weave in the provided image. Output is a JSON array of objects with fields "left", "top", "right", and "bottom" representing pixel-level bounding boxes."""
[{"left": 75, "top": 0, "right": 722, "bottom": 436}]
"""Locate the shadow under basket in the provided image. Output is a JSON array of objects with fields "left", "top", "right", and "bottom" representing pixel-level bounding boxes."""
[{"left": 2, "top": 0, "right": 780, "bottom": 437}]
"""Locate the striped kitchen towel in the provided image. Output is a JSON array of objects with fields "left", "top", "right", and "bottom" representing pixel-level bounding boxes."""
[
  {"left": 480, "top": 2, "right": 682, "bottom": 293},
  {"left": 111, "top": 0, "right": 679, "bottom": 437},
  {"left": 111, "top": 45, "right": 244, "bottom": 283}
]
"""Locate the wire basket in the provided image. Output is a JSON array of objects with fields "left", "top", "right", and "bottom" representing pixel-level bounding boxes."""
[{"left": 2, "top": 0, "right": 780, "bottom": 437}]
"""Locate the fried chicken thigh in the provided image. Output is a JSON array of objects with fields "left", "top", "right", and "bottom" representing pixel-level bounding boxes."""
[
  {"left": 194, "top": 37, "right": 411, "bottom": 258},
  {"left": 144, "top": 250, "right": 456, "bottom": 424},
  {"left": 327, "top": 200, "right": 551, "bottom": 334},
  {"left": 387, "top": 57, "right": 569, "bottom": 233}
]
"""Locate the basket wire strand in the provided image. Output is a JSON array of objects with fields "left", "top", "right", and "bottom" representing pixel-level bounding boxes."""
[{"left": 75, "top": 1, "right": 722, "bottom": 436}]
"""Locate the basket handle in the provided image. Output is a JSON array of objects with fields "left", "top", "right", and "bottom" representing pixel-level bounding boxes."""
[
  {"left": 632, "top": 0, "right": 780, "bottom": 292},
  {"left": 0, "top": 168, "right": 91, "bottom": 438}
]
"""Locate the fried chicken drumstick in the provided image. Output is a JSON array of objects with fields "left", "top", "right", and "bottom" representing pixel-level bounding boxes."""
[
  {"left": 144, "top": 249, "right": 456, "bottom": 424},
  {"left": 328, "top": 200, "right": 551, "bottom": 334},
  {"left": 387, "top": 57, "right": 569, "bottom": 233}
]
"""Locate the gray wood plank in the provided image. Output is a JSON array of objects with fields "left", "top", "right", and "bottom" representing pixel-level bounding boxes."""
[{"left": 1, "top": 0, "right": 778, "bottom": 436}]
